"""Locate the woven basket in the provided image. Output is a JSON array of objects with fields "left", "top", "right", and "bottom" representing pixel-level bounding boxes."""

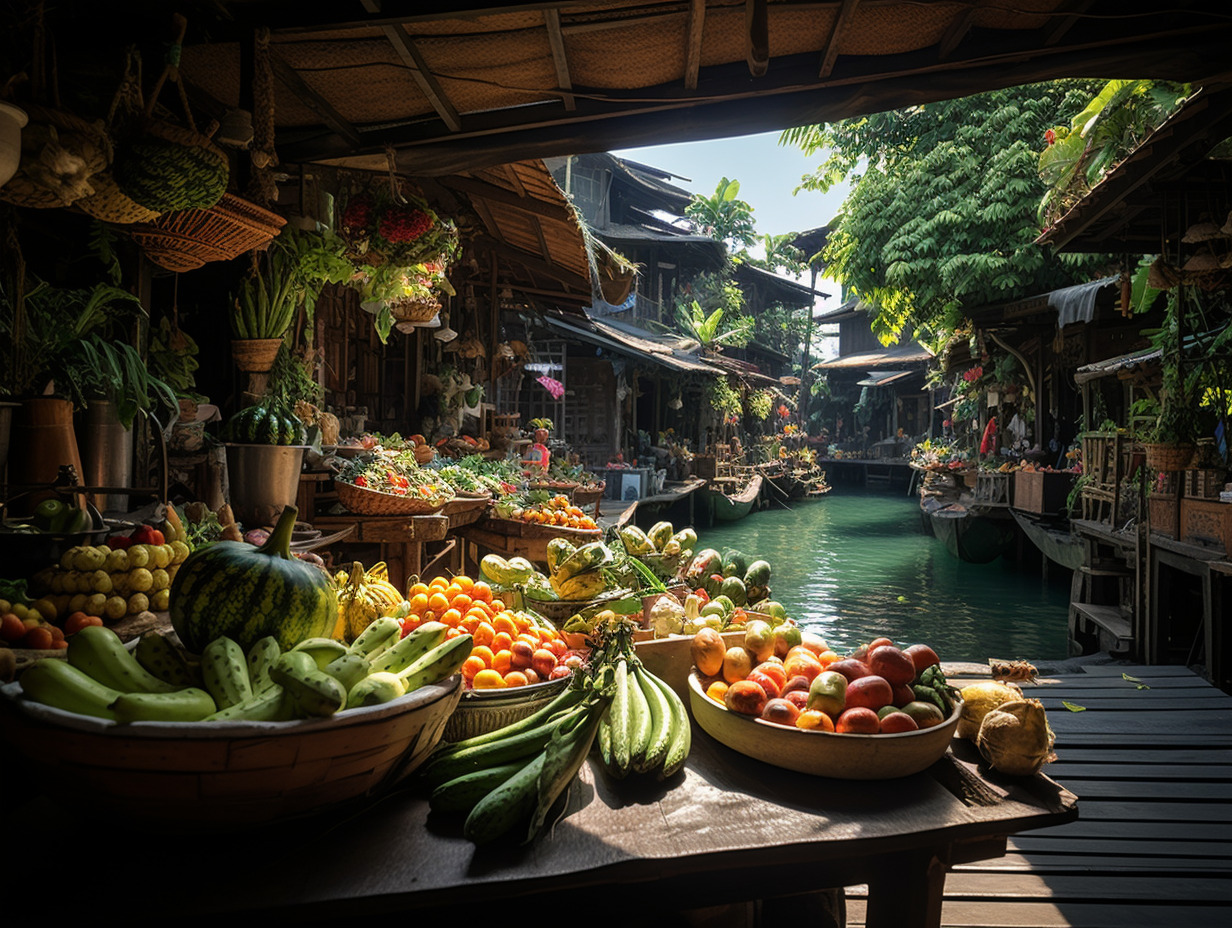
[
  {"left": 389, "top": 296, "right": 441, "bottom": 323},
  {"left": 572, "top": 484, "right": 605, "bottom": 505},
  {"left": 337, "top": 480, "right": 447, "bottom": 516},
  {"left": 113, "top": 118, "right": 229, "bottom": 213},
  {"left": 0, "top": 674, "right": 461, "bottom": 829},
  {"left": 0, "top": 105, "right": 110, "bottom": 209},
  {"left": 443, "top": 675, "right": 570, "bottom": 742},
  {"left": 1144, "top": 442, "right": 1195, "bottom": 472},
  {"left": 76, "top": 170, "right": 161, "bottom": 224},
  {"left": 231, "top": 338, "right": 283, "bottom": 373},
  {"left": 129, "top": 193, "right": 287, "bottom": 272}
]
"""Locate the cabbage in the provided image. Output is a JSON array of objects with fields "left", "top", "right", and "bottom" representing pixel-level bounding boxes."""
[{"left": 977, "top": 698, "right": 1056, "bottom": 776}]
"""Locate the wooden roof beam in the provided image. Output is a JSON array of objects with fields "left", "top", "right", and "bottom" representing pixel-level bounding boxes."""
[
  {"left": 1045, "top": 0, "right": 1097, "bottom": 47},
  {"left": 268, "top": 50, "right": 362, "bottom": 149},
  {"left": 819, "top": 0, "right": 860, "bottom": 79},
  {"left": 474, "top": 234, "right": 590, "bottom": 290},
  {"left": 746, "top": 0, "right": 769, "bottom": 78},
  {"left": 381, "top": 23, "right": 463, "bottom": 132},
  {"left": 684, "top": 0, "right": 706, "bottom": 90},
  {"left": 544, "top": 9, "right": 576, "bottom": 112},
  {"left": 937, "top": 7, "right": 977, "bottom": 61}
]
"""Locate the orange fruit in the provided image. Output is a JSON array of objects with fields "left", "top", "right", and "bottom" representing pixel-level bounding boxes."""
[
  {"left": 440, "top": 608, "right": 462, "bottom": 627},
  {"left": 492, "top": 649, "right": 513, "bottom": 675},
  {"left": 491, "top": 631, "right": 514, "bottom": 654},
  {"left": 493, "top": 614, "right": 518, "bottom": 636},
  {"left": 453, "top": 575, "right": 475, "bottom": 593},
  {"left": 503, "top": 670, "right": 529, "bottom": 688},
  {"left": 427, "top": 592, "right": 450, "bottom": 614},
  {"left": 450, "top": 593, "right": 473, "bottom": 613},
  {"left": 471, "top": 669, "right": 506, "bottom": 689},
  {"left": 470, "top": 644, "right": 495, "bottom": 668},
  {"left": 461, "top": 656, "right": 486, "bottom": 681},
  {"left": 473, "top": 622, "right": 496, "bottom": 648},
  {"left": 407, "top": 593, "right": 430, "bottom": 615},
  {"left": 471, "top": 582, "right": 493, "bottom": 604}
]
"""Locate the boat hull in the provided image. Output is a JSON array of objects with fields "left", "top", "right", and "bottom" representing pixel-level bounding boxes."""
[
  {"left": 701, "top": 473, "right": 763, "bottom": 524},
  {"left": 928, "top": 507, "right": 1017, "bottom": 564}
]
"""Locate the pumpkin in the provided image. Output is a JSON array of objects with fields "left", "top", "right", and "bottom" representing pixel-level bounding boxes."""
[
  {"left": 331, "top": 561, "right": 406, "bottom": 642},
  {"left": 169, "top": 505, "right": 337, "bottom": 653}
]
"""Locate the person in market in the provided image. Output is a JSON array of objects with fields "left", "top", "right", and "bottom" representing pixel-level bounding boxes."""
[{"left": 521, "top": 426, "right": 551, "bottom": 475}]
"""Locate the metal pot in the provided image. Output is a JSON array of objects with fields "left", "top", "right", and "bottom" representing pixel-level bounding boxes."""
[
  {"left": 79, "top": 398, "right": 134, "bottom": 513},
  {"left": 224, "top": 443, "right": 306, "bottom": 528}
]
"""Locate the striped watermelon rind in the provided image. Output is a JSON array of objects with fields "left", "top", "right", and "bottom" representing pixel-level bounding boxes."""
[{"left": 169, "top": 506, "right": 337, "bottom": 653}]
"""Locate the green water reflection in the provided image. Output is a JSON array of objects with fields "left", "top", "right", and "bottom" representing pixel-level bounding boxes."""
[{"left": 697, "top": 488, "right": 1071, "bottom": 662}]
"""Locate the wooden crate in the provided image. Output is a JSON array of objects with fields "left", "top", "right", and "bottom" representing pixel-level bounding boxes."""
[
  {"left": 1148, "top": 492, "right": 1179, "bottom": 538},
  {"left": 1179, "top": 498, "right": 1232, "bottom": 552},
  {"left": 1012, "top": 470, "right": 1076, "bottom": 515}
]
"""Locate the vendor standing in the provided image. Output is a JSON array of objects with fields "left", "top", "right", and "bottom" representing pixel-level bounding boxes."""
[{"left": 521, "top": 427, "right": 551, "bottom": 475}]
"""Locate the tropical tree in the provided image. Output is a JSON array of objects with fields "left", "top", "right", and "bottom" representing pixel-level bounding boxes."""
[
  {"left": 686, "top": 177, "right": 757, "bottom": 249},
  {"left": 782, "top": 81, "right": 1112, "bottom": 344},
  {"left": 743, "top": 232, "right": 807, "bottom": 275},
  {"left": 675, "top": 299, "right": 754, "bottom": 349}
]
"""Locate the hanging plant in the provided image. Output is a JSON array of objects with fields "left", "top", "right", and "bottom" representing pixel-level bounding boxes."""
[{"left": 339, "top": 187, "right": 459, "bottom": 269}]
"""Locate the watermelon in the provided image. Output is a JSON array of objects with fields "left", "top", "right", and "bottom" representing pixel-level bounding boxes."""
[{"left": 169, "top": 505, "right": 337, "bottom": 653}]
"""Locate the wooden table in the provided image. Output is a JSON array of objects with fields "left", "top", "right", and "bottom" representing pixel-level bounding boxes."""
[
  {"left": 23, "top": 727, "right": 1075, "bottom": 926},
  {"left": 313, "top": 512, "right": 449, "bottom": 586}
]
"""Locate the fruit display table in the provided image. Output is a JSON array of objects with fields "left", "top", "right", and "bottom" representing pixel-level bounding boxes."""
[
  {"left": 18, "top": 724, "right": 1076, "bottom": 926},
  {"left": 312, "top": 512, "right": 449, "bottom": 586}
]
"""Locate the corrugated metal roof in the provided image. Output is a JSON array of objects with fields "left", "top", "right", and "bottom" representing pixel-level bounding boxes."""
[
  {"left": 857, "top": 370, "right": 916, "bottom": 387},
  {"left": 545, "top": 315, "right": 722, "bottom": 375},
  {"left": 813, "top": 343, "right": 933, "bottom": 370}
]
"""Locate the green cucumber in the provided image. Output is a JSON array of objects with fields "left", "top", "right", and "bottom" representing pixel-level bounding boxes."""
[
  {"left": 429, "top": 759, "right": 533, "bottom": 815},
  {"left": 68, "top": 625, "right": 180, "bottom": 694},
  {"left": 200, "top": 636, "right": 253, "bottom": 710},
  {"left": 368, "top": 621, "right": 448, "bottom": 675},
  {"left": 246, "top": 636, "right": 281, "bottom": 693},
  {"left": 110, "top": 687, "right": 217, "bottom": 722},
  {"left": 19, "top": 659, "right": 122, "bottom": 720}
]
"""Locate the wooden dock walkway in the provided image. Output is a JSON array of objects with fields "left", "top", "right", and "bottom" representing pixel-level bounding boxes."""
[{"left": 845, "top": 663, "right": 1232, "bottom": 926}]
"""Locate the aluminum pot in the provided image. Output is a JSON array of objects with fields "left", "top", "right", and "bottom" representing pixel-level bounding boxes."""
[{"left": 224, "top": 443, "right": 306, "bottom": 528}]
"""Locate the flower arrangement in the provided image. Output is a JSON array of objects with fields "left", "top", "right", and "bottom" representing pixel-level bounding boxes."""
[{"left": 339, "top": 189, "right": 459, "bottom": 269}]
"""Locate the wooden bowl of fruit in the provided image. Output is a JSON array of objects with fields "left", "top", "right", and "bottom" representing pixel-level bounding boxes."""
[{"left": 688, "top": 670, "right": 962, "bottom": 779}]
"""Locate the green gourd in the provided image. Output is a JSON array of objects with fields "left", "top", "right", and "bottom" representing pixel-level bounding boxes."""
[{"left": 169, "top": 505, "right": 338, "bottom": 654}]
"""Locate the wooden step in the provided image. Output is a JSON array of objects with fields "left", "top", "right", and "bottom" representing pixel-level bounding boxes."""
[{"left": 1071, "top": 603, "right": 1132, "bottom": 642}]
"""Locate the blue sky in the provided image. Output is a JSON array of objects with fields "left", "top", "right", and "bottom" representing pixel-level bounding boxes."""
[{"left": 611, "top": 130, "right": 850, "bottom": 314}]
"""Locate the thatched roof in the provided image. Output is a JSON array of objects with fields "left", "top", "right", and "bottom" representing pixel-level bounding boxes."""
[{"left": 173, "top": 1, "right": 1232, "bottom": 177}]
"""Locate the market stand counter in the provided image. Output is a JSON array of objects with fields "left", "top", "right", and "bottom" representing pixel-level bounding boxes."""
[
  {"left": 14, "top": 723, "right": 1075, "bottom": 927},
  {"left": 311, "top": 512, "right": 449, "bottom": 586}
]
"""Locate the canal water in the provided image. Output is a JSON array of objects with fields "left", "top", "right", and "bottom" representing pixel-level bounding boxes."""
[{"left": 697, "top": 488, "right": 1071, "bottom": 663}]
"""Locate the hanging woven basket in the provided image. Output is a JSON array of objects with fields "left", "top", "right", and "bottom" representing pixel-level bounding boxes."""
[
  {"left": 76, "top": 171, "right": 161, "bottom": 224},
  {"left": 1143, "top": 442, "right": 1195, "bottom": 472},
  {"left": 231, "top": 338, "right": 283, "bottom": 373},
  {"left": 389, "top": 296, "right": 441, "bottom": 323},
  {"left": 0, "top": 104, "right": 110, "bottom": 209},
  {"left": 128, "top": 193, "right": 287, "bottom": 272}
]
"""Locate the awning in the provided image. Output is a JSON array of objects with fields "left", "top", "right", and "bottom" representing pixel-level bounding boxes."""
[
  {"left": 1073, "top": 346, "right": 1162, "bottom": 384},
  {"left": 544, "top": 315, "right": 722, "bottom": 375},
  {"left": 1048, "top": 278, "right": 1119, "bottom": 328},
  {"left": 813, "top": 343, "right": 933, "bottom": 370},
  {"left": 857, "top": 370, "right": 915, "bottom": 387}
]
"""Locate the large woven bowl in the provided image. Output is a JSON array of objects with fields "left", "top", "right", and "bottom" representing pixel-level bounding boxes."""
[
  {"left": 0, "top": 674, "right": 462, "bottom": 828},
  {"left": 688, "top": 671, "right": 962, "bottom": 779},
  {"left": 442, "top": 675, "right": 570, "bottom": 742},
  {"left": 336, "top": 480, "right": 447, "bottom": 516}
]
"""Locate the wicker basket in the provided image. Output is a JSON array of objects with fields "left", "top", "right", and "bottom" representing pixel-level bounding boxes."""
[
  {"left": 128, "top": 193, "right": 287, "bottom": 272},
  {"left": 231, "top": 337, "right": 283, "bottom": 373},
  {"left": 1144, "top": 442, "right": 1196, "bottom": 472},
  {"left": 76, "top": 170, "right": 161, "bottom": 224},
  {"left": 389, "top": 296, "right": 441, "bottom": 323},
  {"left": 0, "top": 675, "right": 461, "bottom": 829},
  {"left": 336, "top": 480, "right": 447, "bottom": 516},
  {"left": 572, "top": 484, "right": 605, "bottom": 505},
  {"left": 442, "top": 675, "right": 570, "bottom": 742},
  {"left": 0, "top": 105, "right": 110, "bottom": 209}
]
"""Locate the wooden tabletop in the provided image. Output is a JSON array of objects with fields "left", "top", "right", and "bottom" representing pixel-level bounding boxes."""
[{"left": 16, "top": 724, "right": 1076, "bottom": 925}]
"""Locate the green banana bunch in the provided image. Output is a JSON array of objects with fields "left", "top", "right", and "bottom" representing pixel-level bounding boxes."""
[
  {"left": 596, "top": 656, "right": 690, "bottom": 781},
  {"left": 913, "top": 663, "right": 960, "bottom": 717},
  {"left": 422, "top": 678, "right": 609, "bottom": 845}
]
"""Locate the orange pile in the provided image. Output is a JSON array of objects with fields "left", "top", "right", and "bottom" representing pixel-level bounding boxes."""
[
  {"left": 398, "top": 574, "right": 581, "bottom": 690},
  {"left": 510, "top": 494, "right": 598, "bottom": 530}
]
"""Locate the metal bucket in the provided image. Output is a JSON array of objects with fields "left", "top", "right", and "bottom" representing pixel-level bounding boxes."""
[
  {"left": 7, "top": 397, "right": 85, "bottom": 516},
  {"left": 224, "top": 443, "right": 306, "bottom": 528},
  {"left": 79, "top": 399, "right": 134, "bottom": 513}
]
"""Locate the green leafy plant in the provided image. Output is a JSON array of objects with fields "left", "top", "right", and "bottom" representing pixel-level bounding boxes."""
[
  {"left": 705, "top": 377, "right": 743, "bottom": 420},
  {"left": 747, "top": 390, "right": 774, "bottom": 421},
  {"left": 685, "top": 177, "right": 757, "bottom": 248}
]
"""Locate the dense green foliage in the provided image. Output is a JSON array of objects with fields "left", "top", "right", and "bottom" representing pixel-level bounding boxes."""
[
  {"left": 685, "top": 177, "right": 757, "bottom": 249},
  {"left": 784, "top": 81, "right": 1113, "bottom": 343}
]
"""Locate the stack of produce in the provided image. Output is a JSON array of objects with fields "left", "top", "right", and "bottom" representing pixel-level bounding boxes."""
[
  {"left": 682, "top": 546, "right": 775, "bottom": 611},
  {"left": 17, "top": 618, "right": 470, "bottom": 721},
  {"left": 693, "top": 628, "right": 961, "bottom": 735},
  {"left": 957, "top": 679, "right": 1057, "bottom": 775},
  {"left": 399, "top": 573, "right": 583, "bottom": 690},
  {"left": 337, "top": 452, "right": 454, "bottom": 504},
  {"left": 331, "top": 561, "right": 405, "bottom": 643},
  {"left": 545, "top": 539, "right": 613, "bottom": 601},
  {"left": 222, "top": 402, "right": 303, "bottom": 446},
  {"left": 496, "top": 493, "right": 598, "bottom": 530},
  {"left": 23, "top": 519, "right": 192, "bottom": 624},
  {"left": 617, "top": 521, "right": 696, "bottom": 582}
]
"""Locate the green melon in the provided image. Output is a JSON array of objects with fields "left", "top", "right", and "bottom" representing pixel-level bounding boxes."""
[{"left": 169, "top": 506, "right": 337, "bottom": 654}]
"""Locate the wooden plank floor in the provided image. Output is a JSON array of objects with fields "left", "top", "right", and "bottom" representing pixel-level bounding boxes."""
[{"left": 845, "top": 664, "right": 1232, "bottom": 927}]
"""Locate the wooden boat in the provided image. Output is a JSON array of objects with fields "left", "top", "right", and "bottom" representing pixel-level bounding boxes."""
[
  {"left": 631, "top": 477, "right": 706, "bottom": 526},
  {"left": 1010, "top": 509, "right": 1083, "bottom": 570},
  {"left": 925, "top": 502, "right": 1017, "bottom": 564},
  {"left": 701, "top": 472, "right": 763, "bottom": 524}
]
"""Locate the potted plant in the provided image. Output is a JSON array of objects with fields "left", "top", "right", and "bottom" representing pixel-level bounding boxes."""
[{"left": 231, "top": 226, "right": 356, "bottom": 372}]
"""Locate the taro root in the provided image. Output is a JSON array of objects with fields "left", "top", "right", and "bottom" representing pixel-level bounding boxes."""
[
  {"left": 976, "top": 698, "right": 1057, "bottom": 776},
  {"left": 956, "top": 680, "right": 1022, "bottom": 740}
]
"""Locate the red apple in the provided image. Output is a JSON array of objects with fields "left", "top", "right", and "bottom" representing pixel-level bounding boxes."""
[
  {"left": 725, "top": 679, "right": 768, "bottom": 716},
  {"left": 746, "top": 668, "right": 782, "bottom": 700},
  {"left": 891, "top": 682, "right": 916, "bottom": 707},
  {"left": 904, "top": 643, "right": 941, "bottom": 676},
  {"left": 762, "top": 697, "right": 802, "bottom": 727},
  {"left": 844, "top": 674, "right": 894, "bottom": 712},
  {"left": 783, "top": 689, "right": 810, "bottom": 711},
  {"left": 836, "top": 706, "right": 881, "bottom": 733},
  {"left": 879, "top": 711, "right": 920, "bottom": 733},
  {"left": 868, "top": 645, "right": 917, "bottom": 687},
  {"left": 828, "top": 658, "right": 872, "bottom": 684}
]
